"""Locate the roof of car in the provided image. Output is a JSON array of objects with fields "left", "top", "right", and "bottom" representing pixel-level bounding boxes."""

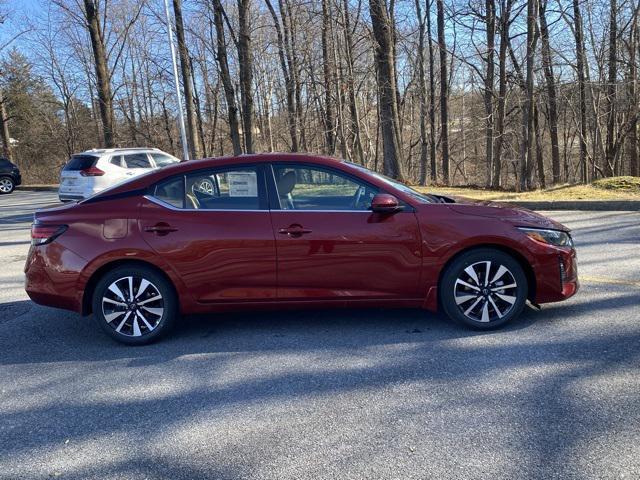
[
  {"left": 79, "top": 147, "right": 164, "bottom": 155},
  {"left": 194, "top": 152, "right": 343, "bottom": 165}
]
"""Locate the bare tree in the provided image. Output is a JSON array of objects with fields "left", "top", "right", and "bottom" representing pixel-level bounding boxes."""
[
  {"left": 82, "top": 0, "right": 114, "bottom": 147},
  {"left": 436, "top": 0, "right": 450, "bottom": 184},
  {"left": 172, "top": 0, "right": 202, "bottom": 158},
  {"left": 369, "top": 0, "right": 403, "bottom": 179}
]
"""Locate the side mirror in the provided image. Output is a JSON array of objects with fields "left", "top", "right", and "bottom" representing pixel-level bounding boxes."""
[{"left": 370, "top": 193, "right": 403, "bottom": 214}]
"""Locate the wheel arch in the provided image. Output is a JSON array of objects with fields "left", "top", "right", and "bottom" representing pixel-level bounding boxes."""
[
  {"left": 81, "top": 259, "right": 179, "bottom": 315},
  {"left": 438, "top": 243, "right": 537, "bottom": 303}
]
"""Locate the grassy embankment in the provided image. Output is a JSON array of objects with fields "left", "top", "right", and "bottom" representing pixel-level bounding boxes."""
[{"left": 414, "top": 176, "right": 640, "bottom": 201}]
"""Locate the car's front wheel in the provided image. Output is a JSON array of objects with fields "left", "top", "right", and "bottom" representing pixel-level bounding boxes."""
[
  {"left": 0, "top": 176, "right": 15, "bottom": 194},
  {"left": 92, "top": 265, "right": 178, "bottom": 345},
  {"left": 440, "top": 248, "right": 528, "bottom": 329}
]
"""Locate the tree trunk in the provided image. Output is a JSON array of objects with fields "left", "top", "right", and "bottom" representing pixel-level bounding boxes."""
[
  {"left": 342, "top": 0, "right": 365, "bottom": 163},
  {"left": 427, "top": 0, "right": 437, "bottom": 182},
  {"left": 368, "top": 0, "right": 404, "bottom": 179},
  {"left": 212, "top": 0, "right": 242, "bottom": 155},
  {"left": 0, "top": 89, "right": 11, "bottom": 160},
  {"left": 265, "top": 0, "right": 298, "bottom": 151},
  {"left": 415, "top": 0, "right": 428, "bottom": 184},
  {"left": 492, "top": 0, "right": 512, "bottom": 188},
  {"left": 173, "top": 0, "right": 202, "bottom": 158},
  {"left": 321, "top": 0, "right": 336, "bottom": 154},
  {"left": 483, "top": 0, "right": 496, "bottom": 186},
  {"left": 83, "top": 0, "right": 114, "bottom": 147},
  {"left": 573, "top": 0, "right": 588, "bottom": 183},
  {"left": 237, "top": 0, "right": 254, "bottom": 153},
  {"left": 436, "top": 0, "right": 450, "bottom": 184},
  {"left": 538, "top": 0, "right": 561, "bottom": 184},
  {"left": 605, "top": 0, "right": 617, "bottom": 176},
  {"left": 629, "top": 4, "right": 639, "bottom": 176},
  {"left": 519, "top": 0, "right": 536, "bottom": 191}
]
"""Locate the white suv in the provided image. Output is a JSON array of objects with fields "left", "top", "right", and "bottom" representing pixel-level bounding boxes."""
[{"left": 59, "top": 148, "right": 180, "bottom": 202}]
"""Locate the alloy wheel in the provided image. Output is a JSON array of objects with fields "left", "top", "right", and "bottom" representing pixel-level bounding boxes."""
[
  {"left": 101, "top": 276, "right": 164, "bottom": 337},
  {"left": 453, "top": 261, "right": 518, "bottom": 323},
  {"left": 0, "top": 178, "right": 13, "bottom": 193}
]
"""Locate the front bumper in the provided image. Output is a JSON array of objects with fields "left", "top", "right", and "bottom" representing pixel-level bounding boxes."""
[{"left": 534, "top": 246, "right": 579, "bottom": 304}]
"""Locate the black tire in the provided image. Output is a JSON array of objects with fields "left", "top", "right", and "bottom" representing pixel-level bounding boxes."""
[
  {"left": 440, "top": 248, "right": 528, "bottom": 330},
  {"left": 0, "top": 176, "right": 15, "bottom": 194},
  {"left": 91, "top": 265, "right": 178, "bottom": 345}
]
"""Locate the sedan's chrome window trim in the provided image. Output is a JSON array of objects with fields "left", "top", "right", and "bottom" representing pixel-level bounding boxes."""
[
  {"left": 144, "top": 194, "right": 381, "bottom": 213},
  {"left": 144, "top": 195, "right": 266, "bottom": 212}
]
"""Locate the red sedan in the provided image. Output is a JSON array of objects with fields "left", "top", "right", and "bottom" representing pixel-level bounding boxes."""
[{"left": 25, "top": 154, "right": 578, "bottom": 344}]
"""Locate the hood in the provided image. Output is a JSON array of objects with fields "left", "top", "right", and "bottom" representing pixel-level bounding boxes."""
[{"left": 442, "top": 196, "right": 569, "bottom": 231}]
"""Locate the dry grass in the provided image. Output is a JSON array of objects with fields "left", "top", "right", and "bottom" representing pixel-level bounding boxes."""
[{"left": 413, "top": 176, "right": 640, "bottom": 201}]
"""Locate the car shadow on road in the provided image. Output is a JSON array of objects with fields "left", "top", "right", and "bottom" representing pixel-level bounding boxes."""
[
  {"left": 1, "top": 288, "right": 640, "bottom": 478},
  {"left": 2, "top": 286, "right": 639, "bottom": 368}
]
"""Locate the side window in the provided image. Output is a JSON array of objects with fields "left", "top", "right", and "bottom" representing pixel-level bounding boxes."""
[
  {"left": 110, "top": 155, "right": 124, "bottom": 167},
  {"left": 124, "top": 153, "right": 152, "bottom": 169},
  {"left": 185, "top": 166, "right": 262, "bottom": 210},
  {"left": 151, "top": 153, "right": 177, "bottom": 167},
  {"left": 272, "top": 165, "right": 377, "bottom": 211},
  {"left": 153, "top": 177, "right": 185, "bottom": 209}
]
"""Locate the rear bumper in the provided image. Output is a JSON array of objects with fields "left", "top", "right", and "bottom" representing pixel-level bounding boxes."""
[
  {"left": 24, "top": 243, "right": 86, "bottom": 314},
  {"left": 59, "top": 194, "right": 85, "bottom": 202},
  {"left": 13, "top": 173, "right": 22, "bottom": 186}
]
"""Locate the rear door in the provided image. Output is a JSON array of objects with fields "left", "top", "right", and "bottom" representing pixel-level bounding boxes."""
[
  {"left": 139, "top": 163, "right": 277, "bottom": 303},
  {"left": 268, "top": 163, "right": 423, "bottom": 301},
  {"left": 59, "top": 154, "right": 98, "bottom": 197},
  {"left": 123, "top": 153, "right": 155, "bottom": 178}
]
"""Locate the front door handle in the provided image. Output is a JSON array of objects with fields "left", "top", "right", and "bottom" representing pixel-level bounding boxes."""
[
  {"left": 144, "top": 223, "right": 178, "bottom": 235},
  {"left": 278, "top": 225, "right": 312, "bottom": 237}
]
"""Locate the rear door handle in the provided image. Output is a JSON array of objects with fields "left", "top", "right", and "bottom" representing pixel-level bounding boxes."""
[
  {"left": 144, "top": 223, "right": 178, "bottom": 235},
  {"left": 278, "top": 225, "right": 312, "bottom": 237}
]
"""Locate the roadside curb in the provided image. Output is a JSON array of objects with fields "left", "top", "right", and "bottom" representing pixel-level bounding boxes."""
[
  {"left": 499, "top": 200, "right": 640, "bottom": 211},
  {"left": 18, "top": 185, "right": 58, "bottom": 192}
]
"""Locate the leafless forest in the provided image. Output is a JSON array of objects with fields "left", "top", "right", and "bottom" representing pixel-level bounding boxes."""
[{"left": 0, "top": 0, "right": 639, "bottom": 188}]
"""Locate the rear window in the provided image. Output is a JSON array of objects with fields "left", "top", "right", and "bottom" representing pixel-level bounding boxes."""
[{"left": 63, "top": 155, "right": 98, "bottom": 171}]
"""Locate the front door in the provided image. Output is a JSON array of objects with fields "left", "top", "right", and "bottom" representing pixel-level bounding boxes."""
[
  {"left": 139, "top": 164, "right": 277, "bottom": 303},
  {"left": 269, "top": 163, "right": 422, "bottom": 301}
]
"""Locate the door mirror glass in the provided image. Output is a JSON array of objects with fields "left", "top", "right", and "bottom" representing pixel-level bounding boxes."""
[{"left": 370, "top": 194, "right": 402, "bottom": 214}]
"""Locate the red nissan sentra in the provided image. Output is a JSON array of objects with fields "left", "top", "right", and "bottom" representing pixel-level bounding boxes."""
[{"left": 24, "top": 154, "right": 578, "bottom": 344}]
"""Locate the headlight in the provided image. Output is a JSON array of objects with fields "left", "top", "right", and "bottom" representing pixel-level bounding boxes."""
[{"left": 518, "top": 227, "right": 573, "bottom": 247}]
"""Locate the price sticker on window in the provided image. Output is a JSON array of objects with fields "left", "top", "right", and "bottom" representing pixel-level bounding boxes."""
[{"left": 228, "top": 171, "right": 258, "bottom": 197}]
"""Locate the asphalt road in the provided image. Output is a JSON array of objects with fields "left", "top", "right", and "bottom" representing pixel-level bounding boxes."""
[{"left": 1, "top": 190, "right": 639, "bottom": 480}]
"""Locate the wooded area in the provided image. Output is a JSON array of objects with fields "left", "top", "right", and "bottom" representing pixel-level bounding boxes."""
[{"left": 0, "top": 0, "right": 638, "bottom": 188}]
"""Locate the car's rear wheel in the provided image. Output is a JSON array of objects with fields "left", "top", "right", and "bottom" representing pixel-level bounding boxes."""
[
  {"left": 0, "top": 176, "right": 15, "bottom": 194},
  {"left": 440, "top": 248, "right": 528, "bottom": 329},
  {"left": 92, "top": 265, "right": 178, "bottom": 345}
]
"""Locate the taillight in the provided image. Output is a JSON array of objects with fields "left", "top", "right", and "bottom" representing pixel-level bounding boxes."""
[
  {"left": 31, "top": 224, "right": 67, "bottom": 246},
  {"left": 80, "top": 166, "right": 105, "bottom": 176}
]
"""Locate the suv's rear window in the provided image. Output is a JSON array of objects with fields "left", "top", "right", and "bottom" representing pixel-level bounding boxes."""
[{"left": 63, "top": 155, "right": 98, "bottom": 171}]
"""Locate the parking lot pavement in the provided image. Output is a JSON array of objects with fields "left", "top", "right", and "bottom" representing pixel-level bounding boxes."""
[{"left": 0, "top": 190, "right": 639, "bottom": 480}]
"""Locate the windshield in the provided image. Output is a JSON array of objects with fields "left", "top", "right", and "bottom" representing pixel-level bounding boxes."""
[{"left": 345, "top": 162, "right": 436, "bottom": 203}]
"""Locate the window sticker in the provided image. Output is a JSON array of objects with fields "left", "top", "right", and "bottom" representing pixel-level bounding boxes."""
[{"left": 228, "top": 171, "right": 258, "bottom": 197}]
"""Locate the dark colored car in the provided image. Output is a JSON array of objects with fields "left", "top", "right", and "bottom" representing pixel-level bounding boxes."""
[
  {"left": 0, "top": 157, "right": 22, "bottom": 194},
  {"left": 24, "top": 154, "right": 578, "bottom": 344}
]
